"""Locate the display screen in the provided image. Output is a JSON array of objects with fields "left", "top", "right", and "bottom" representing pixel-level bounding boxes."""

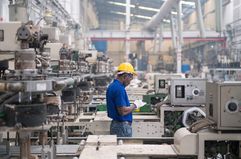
[
  {"left": 159, "top": 79, "right": 166, "bottom": 88},
  {"left": 175, "top": 85, "right": 185, "bottom": 98}
]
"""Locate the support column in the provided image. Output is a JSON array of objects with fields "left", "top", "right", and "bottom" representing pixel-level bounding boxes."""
[
  {"left": 196, "top": 0, "right": 206, "bottom": 37},
  {"left": 177, "top": 1, "right": 183, "bottom": 73},
  {"left": 170, "top": 15, "right": 177, "bottom": 49},
  {"left": 19, "top": 132, "right": 31, "bottom": 159},
  {"left": 215, "top": 0, "right": 223, "bottom": 32},
  {"left": 178, "top": 1, "right": 183, "bottom": 46},
  {"left": 125, "top": 0, "right": 131, "bottom": 62},
  {"left": 171, "top": 13, "right": 182, "bottom": 73}
]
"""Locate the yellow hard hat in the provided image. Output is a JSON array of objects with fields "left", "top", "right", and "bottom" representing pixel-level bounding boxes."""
[{"left": 117, "top": 62, "right": 137, "bottom": 75}]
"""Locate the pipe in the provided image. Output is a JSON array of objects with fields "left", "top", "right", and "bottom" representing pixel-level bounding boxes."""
[
  {"left": 91, "top": 37, "right": 226, "bottom": 42},
  {"left": 0, "top": 82, "right": 24, "bottom": 92},
  {"left": 143, "top": 0, "right": 180, "bottom": 32},
  {"left": 53, "top": 78, "right": 75, "bottom": 91}
]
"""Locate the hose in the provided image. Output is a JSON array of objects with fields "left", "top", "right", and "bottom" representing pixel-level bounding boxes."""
[{"left": 188, "top": 118, "right": 216, "bottom": 133}]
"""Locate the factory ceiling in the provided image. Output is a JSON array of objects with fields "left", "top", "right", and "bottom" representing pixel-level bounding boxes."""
[{"left": 92, "top": 0, "right": 197, "bottom": 26}]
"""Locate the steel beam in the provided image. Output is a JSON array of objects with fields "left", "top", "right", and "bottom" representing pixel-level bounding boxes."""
[{"left": 86, "top": 30, "right": 224, "bottom": 41}]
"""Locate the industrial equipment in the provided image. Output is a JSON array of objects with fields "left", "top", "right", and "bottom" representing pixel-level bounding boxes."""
[
  {"left": 160, "top": 105, "right": 205, "bottom": 137},
  {"left": 170, "top": 78, "right": 206, "bottom": 106},
  {"left": 0, "top": 22, "right": 22, "bottom": 51},
  {"left": 206, "top": 81, "right": 241, "bottom": 130},
  {"left": 154, "top": 73, "right": 184, "bottom": 94}
]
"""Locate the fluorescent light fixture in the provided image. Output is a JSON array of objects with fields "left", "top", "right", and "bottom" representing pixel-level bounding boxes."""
[
  {"left": 134, "top": 15, "right": 152, "bottom": 20},
  {"left": 108, "top": 1, "right": 135, "bottom": 7},
  {"left": 110, "top": 11, "right": 152, "bottom": 20},
  {"left": 108, "top": 0, "right": 195, "bottom": 7},
  {"left": 138, "top": 6, "right": 159, "bottom": 12},
  {"left": 108, "top": 1, "right": 159, "bottom": 12},
  {"left": 163, "top": 19, "right": 170, "bottom": 23},
  {"left": 181, "top": 1, "right": 195, "bottom": 6},
  {"left": 108, "top": 1, "right": 190, "bottom": 19},
  {"left": 171, "top": 11, "right": 177, "bottom": 15},
  {"left": 110, "top": 11, "right": 126, "bottom": 15}
]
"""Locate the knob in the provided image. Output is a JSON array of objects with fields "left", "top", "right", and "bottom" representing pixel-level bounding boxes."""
[
  {"left": 225, "top": 99, "right": 239, "bottom": 113},
  {"left": 192, "top": 88, "right": 200, "bottom": 96}
]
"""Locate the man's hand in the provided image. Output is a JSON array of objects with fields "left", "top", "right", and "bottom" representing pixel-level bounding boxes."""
[{"left": 134, "top": 100, "right": 146, "bottom": 109}]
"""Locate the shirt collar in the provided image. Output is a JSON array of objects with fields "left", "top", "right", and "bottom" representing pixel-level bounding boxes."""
[{"left": 114, "top": 79, "right": 125, "bottom": 87}]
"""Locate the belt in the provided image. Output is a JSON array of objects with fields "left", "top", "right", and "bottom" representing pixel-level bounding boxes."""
[{"left": 112, "top": 120, "right": 132, "bottom": 125}]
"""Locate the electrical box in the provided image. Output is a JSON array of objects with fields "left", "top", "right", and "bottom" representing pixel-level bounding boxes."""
[
  {"left": 206, "top": 82, "right": 241, "bottom": 130},
  {"left": 154, "top": 74, "right": 184, "bottom": 94},
  {"left": 170, "top": 78, "right": 206, "bottom": 106},
  {"left": 0, "top": 22, "right": 21, "bottom": 51}
]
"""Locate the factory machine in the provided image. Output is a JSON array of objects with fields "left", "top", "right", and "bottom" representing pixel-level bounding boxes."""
[
  {"left": 156, "top": 78, "right": 207, "bottom": 136},
  {"left": 0, "top": 21, "right": 71, "bottom": 159},
  {"left": 0, "top": 25, "right": 240, "bottom": 159},
  {"left": 0, "top": 23, "right": 239, "bottom": 159},
  {"left": 0, "top": 21, "right": 112, "bottom": 159},
  {"left": 76, "top": 81, "right": 241, "bottom": 159}
]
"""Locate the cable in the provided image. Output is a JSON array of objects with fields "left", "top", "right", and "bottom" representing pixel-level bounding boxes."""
[{"left": 188, "top": 118, "right": 216, "bottom": 133}]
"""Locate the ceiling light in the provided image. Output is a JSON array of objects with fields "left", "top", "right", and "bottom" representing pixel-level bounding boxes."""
[
  {"left": 108, "top": 1, "right": 159, "bottom": 13},
  {"left": 110, "top": 11, "right": 152, "bottom": 20},
  {"left": 134, "top": 15, "right": 152, "bottom": 20},
  {"left": 110, "top": 11, "right": 126, "bottom": 15},
  {"left": 163, "top": 19, "right": 170, "bottom": 23},
  {"left": 108, "top": 1, "right": 135, "bottom": 7},
  {"left": 181, "top": 1, "right": 195, "bottom": 7},
  {"left": 138, "top": 6, "right": 159, "bottom": 12}
]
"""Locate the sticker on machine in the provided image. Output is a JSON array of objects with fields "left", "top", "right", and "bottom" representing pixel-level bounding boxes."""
[{"left": 36, "top": 83, "right": 47, "bottom": 91}]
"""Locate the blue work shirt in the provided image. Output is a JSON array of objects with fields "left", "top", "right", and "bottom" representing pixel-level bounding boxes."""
[{"left": 106, "top": 79, "right": 132, "bottom": 122}]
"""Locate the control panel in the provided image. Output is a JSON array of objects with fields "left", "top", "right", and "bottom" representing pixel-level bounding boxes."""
[
  {"left": 154, "top": 74, "right": 184, "bottom": 94},
  {"left": 170, "top": 78, "right": 206, "bottom": 106},
  {"left": 206, "top": 82, "right": 241, "bottom": 130}
]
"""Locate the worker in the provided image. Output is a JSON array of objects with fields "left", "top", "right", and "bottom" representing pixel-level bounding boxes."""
[
  {"left": 106, "top": 62, "right": 146, "bottom": 137},
  {"left": 59, "top": 43, "right": 70, "bottom": 60}
]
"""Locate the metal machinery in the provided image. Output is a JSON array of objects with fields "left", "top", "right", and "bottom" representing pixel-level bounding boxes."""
[
  {"left": 170, "top": 78, "right": 206, "bottom": 106},
  {"left": 57, "top": 50, "right": 113, "bottom": 116},
  {"left": 155, "top": 78, "right": 207, "bottom": 137},
  {"left": 175, "top": 81, "right": 241, "bottom": 158},
  {"left": 206, "top": 82, "right": 241, "bottom": 130},
  {"left": 0, "top": 21, "right": 67, "bottom": 159},
  {"left": 0, "top": 25, "right": 240, "bottom": 158},
  {"left": 133, "top": 74, "right": 184, "bottom": 113},
  {"left": 154, "top": 74, "right": 184, "bottom": 94},
  {"left": 0, "top": 21, "right": 113, "bottom": 158},
  {"left": 75, "top": 81, "right": 241, "bottom": 159}
]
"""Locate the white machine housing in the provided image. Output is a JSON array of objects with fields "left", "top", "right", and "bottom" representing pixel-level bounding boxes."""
[
  {"left": 42, "top": 27, "right": 60, "bottom": 42},
  {"left": 45, "top": 43, "right": 63, "bottom": 60},
  {"left": 154, "top": 74, "right": 184, "bottom": 94},
  {"left": 170, "top": 78, "right": 206, "bottom": 106},
  {"left": 206, "top": 82, "right": 241, "bottom": 130},
  {"left": 0, "top": 22, "right": 22, "bottom": 51}
]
